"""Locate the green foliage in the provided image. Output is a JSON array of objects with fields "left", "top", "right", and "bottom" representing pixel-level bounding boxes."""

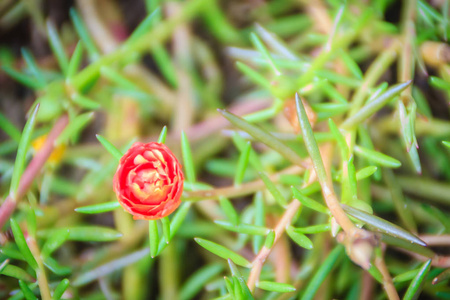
[
  {"left": 227, "top": 259, "right": 254, "bottom": 300},
  {"left": 194, "top": 238, "right": 251, "bottom": 267},
  {"left": 0, "top": 264, "right": 35, "bottom": 282},
  {"left": 0, "top": 112, "right": 21, "bottom": 143},
  {"left": 181, "top": 131, "right": 196, "bottom": 183},
  {"left": 301, "top": 246, "right": 344, "bottom": 300},
  {"left": 10, "top": 218, "right": 38, "bottom": 270},
  {"left": 342, "top": 205, "right": 425, "bottom": 246},
  {"left": 219, "top": 197, "right": 239, "bottom": 225},
  {"left": 259, "top": 172, "right": 287, "bottom": 207},
  {"left": 149, "top": 220, "right": 159, "bottom": 258},
  {"left": 403, "top": 260, "right": 432, "bottom": 300},
  {"left": 286, "top": 226, "right": 313, "bottom": 249},
  {"left": 19, "top": 280, "right": 37, "bottom": 300},
  {"left": 96, "top": 134, "right": 123, "bottom": 161},
  {"left": 178, "top": 264, "right": 224, "bottom": 300},
  {"left": 39, "top": 226, "right": 123, "bottom": 242},
  {"left": 0, "top": 0, "right": 447, "bottom": 298},
  {"left": 75, "top": 201, "right": 121, "bottom": 214},
  {"left": 234, "top": 141, "right": 251, "bottom": 186},
  {"left": 291, "top": 186, "right": 329, "bottom": 214},
  {"left": 47, "top": 21, "right": 70, "bottom": 75},
  {"left": 10, "top": 104, "right": 39, "bottom": 197},
  {"left": 67, "top": 42, "right": 84, "bottom": 78},
  {"left": 353, "top": 145, "right": 401, "bottom": 168},
  {"left": 56, "top": 112, "right": 94, "bottom": 146},
  {"left": 157, "top": 126, "right": 168, "bottom": 144},
  {"left": 53, "top": 279, "right": 70, "bottom": 300},
  {"left": 41, "top": 229, "right": 70, "bottom": 257},
  {"left": 341, "top": 81, "right": 412, "bottom": 129},
  {"left": 257, "top": 281, "right": 296, "bottom": 293},
  {"left": 214, "top": 220, "right": 269, "bottom": 235}
]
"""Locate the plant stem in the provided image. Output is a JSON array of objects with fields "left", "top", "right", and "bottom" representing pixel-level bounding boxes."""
[
  {"left": 247, "top": 143, "right": 332, "bottom": 291},
  {"left": 247, "top": 199, "right": 302, "bottom": 291},
  {"left": 419, "top": 235, "right": 450, "bottom": 246},
  {"left": 360, "top": 271, "right": 375, "bottom": 300},
  {"left": 403, "top": 251, "right": 450, "bottom": 268},
  {"left": 296, "top": 96, "right": 357, "bottom": 236},
  {"left": 160, "top": 242, "right": 179, "bottom": 299},
  {"left": 26, "top": 235, "right": 51, "bottom": 300},
  {"left": 0, "top": 115, "right": 69, "bottom": 231},
  {"left": 374, "top": 248, "right": 400, "bottom": 300},
  {"left": 0, "top": 198, "right": 15, "bottom": 231},
  {"left": 16, "top": 115, "right": 69, "bottom": 199}
]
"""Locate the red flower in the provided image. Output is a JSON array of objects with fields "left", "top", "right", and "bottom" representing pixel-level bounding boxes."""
[{"left": 113, "top": 142, "right": 184, "bottom": 220}]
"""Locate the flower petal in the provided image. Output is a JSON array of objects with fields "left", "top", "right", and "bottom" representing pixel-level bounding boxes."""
[{"left": 113, "top": 142, "right": 184, "bottom": 220}]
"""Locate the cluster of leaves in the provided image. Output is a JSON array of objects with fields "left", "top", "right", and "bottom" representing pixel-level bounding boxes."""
[{"left": 0, "top": 0, "right": 450, "bottom": 299}]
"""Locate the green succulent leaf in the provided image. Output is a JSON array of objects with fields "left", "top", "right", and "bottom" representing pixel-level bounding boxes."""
[
  {"left": 96, "top": 134, "right": 123, "bottom": 161},
  {"left": 10, "top": 104, "right": 40, "bottom": 197},
  {"left": 75, "top": 201, "right": 121, "bottom": 214},
  {"left": 181, "top": 131, "right": 196, "bottom": 183},
  {"left": 0, "top": 264, "right": 35, "bottom": 282},
  {"left": 10, "top": 219, "right": 38, "bottom": 270},
  {"left": 342, "top": 205, "right": 425, "bottom": 246},
  {"left": 214, "top": 220, "right": 269, "bottom": 235},
  {"left": 194, "top": 238, "right": 251, "bottom": 267},
  {"left": 257, "top": 281, "right": 296, "bottom": 293},
  {"left": 403, "top": 259, "right": 432, "bottom": 300},
  {"left": 286, "top": 226, "right": 313, "bottom": 249},
  {"left": 39, "top": 226, "right": 122, "bottom": 242},
  {"left": 354, "top": 145, "right": 401, "bottom": 168},
  {"left": 53, "top": 278, "right": 70, "bottom": 300},
  {"left": 19, "top": 280, "right": 37, "bottom": 300},
  {"left": 178, "top": 264, "right": 224, "bottom": 300},
  {"left": 291, "top": 186, "right": 329, "bottom": 214}
]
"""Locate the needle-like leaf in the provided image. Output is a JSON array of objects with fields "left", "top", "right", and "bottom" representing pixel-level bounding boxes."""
[
  {"left": 47, "top": 21, "right": 69, "bottom": 75},
  {"left": 10, "top": 104, "right": 39, "bottom": 198},
  {"left": 96, "top": 134, "right": 123, "bottom": 162},
  {"left": 10, "top": 218, "right": 38, "bottom": 270},
  {"left": 257, "top": 281, "right": 296, "bottom": 293},
  {"left": 219, "top": 109, "right": 306, "bottom": 168},
  {"left": 354, "top": 145, "right": 401, "bottom": 168},
  {"left": 259, "top": 172, "right": 287, "bottom": 207},
  {"left": 341, "top": 81, "right": 412, "bottom": 129},
  {"left": 181, "top": 131, "right": 196, "bottom": 183},
  {"left": 301, "top": 246, "right": 344, "bottom": 300},
  {"left": 194, "top": 238, "right": 251, "bottom": 267},
  {"left": 53, "top": 278, "right": 70, "bottom": 300},
  {"left": 157, "top": 126, "right": 168, "bottom": 143},
  {"left": 214, "top": 220, "right": 269, "bottom": 235},
  {"left": 403, "top": 259, "right": 432, "bottom": 300},
  {"left": 75, "top": 201, "right": 121, "bottom": 214},
  {"left": 234, "top": 142, "right": 251, "bottom": 186},
  {"left": 342, "top": 204, "right": 425, "bottom": 246}
]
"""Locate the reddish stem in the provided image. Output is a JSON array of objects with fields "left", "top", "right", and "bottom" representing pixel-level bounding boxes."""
[
  {"left": 0, "top": 115, "right": 69, "bottom": 231},
  {"left": 16, "top": 115, "right": 69, "bottom": 199},
  {"left": 0, "top": 198, "right": 16, "bottom": 230}
]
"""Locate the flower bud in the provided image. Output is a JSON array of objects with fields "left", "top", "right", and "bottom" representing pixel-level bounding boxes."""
[{"left": 113, "top": 142, "right": 184, "bottom": 220}]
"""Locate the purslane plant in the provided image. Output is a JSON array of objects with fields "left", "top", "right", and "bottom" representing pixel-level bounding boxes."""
[{"left": 0, "top": 0, "right": 450, "bottom": 299}]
